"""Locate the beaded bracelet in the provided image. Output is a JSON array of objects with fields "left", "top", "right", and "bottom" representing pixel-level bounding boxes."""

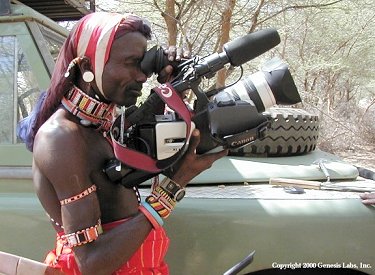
[
  {"left": 151, "top": 187, "right": 176, "bottom": 210},
  {"left": 145, "top": 180, "right": 181, "bottom": 219},
  {"left": 139, "top": 202, "right": 164, "bottom": 228},
  {"left": 148, "top": 193, "right": 174, "bottom": 212},
  {"left": 146, "top": 196, "right": 172, "bottom": 219}
]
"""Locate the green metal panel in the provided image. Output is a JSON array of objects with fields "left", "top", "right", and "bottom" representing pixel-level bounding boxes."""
[
  {"left": 165, "top": 198, "right": 375, "bottom": 275},
  {"left": 0, "top": 180, "right": 374, "bottom": 274},
  {"left": 0, "top": 144, "right": 32, "bottom": 166},
  {"left": 189, "top": 150, "right": 359, "bottom": 184},
  {"left": 0, "top": 179, "right": 55, "bottom": 262},
  {"left": 9, "top": 3, "right": 70, "bottom": 37},
  {"left": 0, "top": 22, "right": 30, "bottom": 35}
]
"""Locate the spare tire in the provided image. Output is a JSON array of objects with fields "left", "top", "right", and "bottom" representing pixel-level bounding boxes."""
[{"left": 229, "top": 107, "right": 319, "bottom": 157}]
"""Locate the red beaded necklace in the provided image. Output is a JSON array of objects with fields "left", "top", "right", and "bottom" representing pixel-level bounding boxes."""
[{"left": 61, "top": 85, "right": 116, "bottom": 133}]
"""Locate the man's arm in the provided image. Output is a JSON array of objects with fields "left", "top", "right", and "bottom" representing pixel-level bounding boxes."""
[
  {"left": 360, "top": 193, "right": 375, "bottom": 205},
  {"left": 33, "top": 121, "right": 153, "bottom": 275}
]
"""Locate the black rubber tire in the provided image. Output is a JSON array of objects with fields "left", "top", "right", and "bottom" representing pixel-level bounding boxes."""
[{"left": 229, "top": 107, "right": 319, "bottom": 157}]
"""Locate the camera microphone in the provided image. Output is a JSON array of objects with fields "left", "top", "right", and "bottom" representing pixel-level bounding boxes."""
[
  {"left": 141, "top": 28, "right": 281, "bottom": 79},
  {"left": 194, "top": 28, "right": 281, "bottom": 77}
]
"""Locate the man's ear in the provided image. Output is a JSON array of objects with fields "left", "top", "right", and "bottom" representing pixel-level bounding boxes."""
[
  {"left": 61, "top": 57, "right": 82, "bottom": 93},
  {"left": 77, "top": 56, "right": 95, "bottom": 83}
]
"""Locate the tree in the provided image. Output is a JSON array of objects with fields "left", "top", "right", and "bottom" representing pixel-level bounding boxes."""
[{"left": 96, "top": 0, "right": 375, "bottom": 151}]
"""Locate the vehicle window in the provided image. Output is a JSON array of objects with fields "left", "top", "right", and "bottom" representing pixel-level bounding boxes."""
[
  {"left": 0, "top": 19, "right": 66, "bottom": 145},
  {"left": 0, "top": 35, "right": 40, "bottom": 144}
]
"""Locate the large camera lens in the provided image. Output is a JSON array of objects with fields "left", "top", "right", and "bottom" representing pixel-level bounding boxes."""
[{"left": 212, "top": 58, "right": 301, "bottom": 112}]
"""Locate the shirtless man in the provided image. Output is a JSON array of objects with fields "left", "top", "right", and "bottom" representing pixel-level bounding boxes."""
[{"left": 26, "top": 12, "right": 227, "bottom": 274}]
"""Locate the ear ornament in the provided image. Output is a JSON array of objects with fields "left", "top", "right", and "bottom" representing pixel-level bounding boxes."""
[
  {"left": 83, "top": 71, "right": 95, "bottom": 83},
  {"left": 64, "top": 58, "right": 79, "bottom": 78}
]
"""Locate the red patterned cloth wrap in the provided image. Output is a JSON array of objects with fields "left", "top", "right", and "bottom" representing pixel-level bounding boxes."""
[{"left": 45, "top": 219, "right": 170, "bottom": 274}]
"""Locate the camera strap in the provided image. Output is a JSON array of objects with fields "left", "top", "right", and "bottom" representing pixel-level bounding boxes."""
[{"left": 111, "top": 82, "right": 193, "bottom": 173}]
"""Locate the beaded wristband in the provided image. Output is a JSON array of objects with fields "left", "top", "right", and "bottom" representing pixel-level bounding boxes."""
[
  {"left": 146, "top": 196, "right": 172, "bottom": 218},
  {"left": 140, "top": 202, "right": 164, "bottom": 228},
  {"left": 154, "top": 186, "right": 177, "bottom": 206},
  {"left": 148, "top": 193, "right": 174, "bottom": 212},
  {"left": 149, "top": 189, "right": 176, "bottom": 209}
]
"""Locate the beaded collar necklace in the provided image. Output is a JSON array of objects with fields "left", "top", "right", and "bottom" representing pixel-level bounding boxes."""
[{"left": 61, "top": 85, "right": 116, "bottom": 133}]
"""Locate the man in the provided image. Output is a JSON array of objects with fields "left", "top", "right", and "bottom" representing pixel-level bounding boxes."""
[
  {"left": 25, "top": 12, "right": 227, "bottom": 274},
  {"left": 360, "top": 193, "right": 375, "bottom": 205}
]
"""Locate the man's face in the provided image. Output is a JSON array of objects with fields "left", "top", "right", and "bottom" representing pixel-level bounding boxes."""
[{"left": 101, "top": 32, "right": 148, "bottom": 107}]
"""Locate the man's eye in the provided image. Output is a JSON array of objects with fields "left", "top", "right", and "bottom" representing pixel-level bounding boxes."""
[{"left": 125, "top": 59, "right": 141, "bottom": 67}]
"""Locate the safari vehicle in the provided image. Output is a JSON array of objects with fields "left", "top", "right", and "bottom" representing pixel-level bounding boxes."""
[{"left": 0, "top": 1, "right": 374, "bottom": 275}]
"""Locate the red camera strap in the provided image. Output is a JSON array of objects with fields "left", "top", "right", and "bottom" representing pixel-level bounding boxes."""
[{"left": 111, "top": 83, "right": 192, "bottom": 173}]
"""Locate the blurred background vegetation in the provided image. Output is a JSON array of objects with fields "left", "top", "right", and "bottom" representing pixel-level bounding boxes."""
[{"left": 97, "top": 0, "right": 375, "bottom": 160}]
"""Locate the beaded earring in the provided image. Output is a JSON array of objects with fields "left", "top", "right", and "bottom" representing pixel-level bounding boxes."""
[{"left": 64, "top": 58, "right": 79, "bottom": 78}]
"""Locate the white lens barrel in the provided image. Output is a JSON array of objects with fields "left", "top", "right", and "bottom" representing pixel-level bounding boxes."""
[
  {"left": 234, "top": 81, "right": 252, "bottom": 103},
  {"left": 248, "top": 71, "right": 276, "bottom": 109}
]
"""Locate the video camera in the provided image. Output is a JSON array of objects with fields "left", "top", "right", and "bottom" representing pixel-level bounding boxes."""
[{"left": 105, "top": 28, "right": 302, "bottom": 187}]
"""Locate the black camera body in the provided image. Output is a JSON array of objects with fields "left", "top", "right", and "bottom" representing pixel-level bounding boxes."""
[
  {"left": 124, "top": 97, "right": 269, "bottom": 159},
  {"left": 106, "top": 28, "right": 302, "bottom": 187}
]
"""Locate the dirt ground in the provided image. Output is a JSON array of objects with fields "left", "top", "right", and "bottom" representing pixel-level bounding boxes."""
[{"left": 333, "top": 145, "right": 375, "bottom": 171}]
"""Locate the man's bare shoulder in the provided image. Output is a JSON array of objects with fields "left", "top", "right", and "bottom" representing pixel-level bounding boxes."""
[
  {"left": 32, "top": 109, "right": 100, "bottom": 192},
  {"left": 33, "top": 108, "right": 112, "bottom": 173},
  {"left": 34, "top": 110, "right": 83, "bottom": 150}
]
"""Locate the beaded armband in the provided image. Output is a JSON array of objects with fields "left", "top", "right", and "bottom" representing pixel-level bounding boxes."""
[
  {"left": 62, "top": 220, "right": 103, "bottom": 248},
  {"left": 60, "top": 184, "right": 97, "bottom": 206},
  {"left": 143, "top": 177, "right": 186, "bottom": 222}
]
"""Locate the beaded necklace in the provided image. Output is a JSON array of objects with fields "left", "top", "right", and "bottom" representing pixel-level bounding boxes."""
[{"left": 61, "top": 85, "right": 116, "bottom": 133}]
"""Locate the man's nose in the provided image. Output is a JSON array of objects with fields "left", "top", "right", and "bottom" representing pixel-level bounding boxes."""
[{"left": 136, "top": 69, "right": 147, "bottom": 83}]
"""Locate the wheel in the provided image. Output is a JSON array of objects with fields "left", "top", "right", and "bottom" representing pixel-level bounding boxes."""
[{"left": 229, "top": 107, "right": 319, "bottom": 157}]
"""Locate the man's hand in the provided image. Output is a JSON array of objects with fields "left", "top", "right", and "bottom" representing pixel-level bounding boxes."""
[
  {"left": 360, "top": 192, "right": 375, "bottom": 205},
  {"left": 170, "top": 129, "right": 228, "bottom": 187},
  {"left": 157, "top": 46, "right": 190, "bottom": 83}
]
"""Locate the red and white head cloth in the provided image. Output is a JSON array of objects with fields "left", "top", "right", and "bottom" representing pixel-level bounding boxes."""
[
  {"left": 72, "top": 12, "right": 128, "bottom": 97},
  {"left": 49, "top": 12, "right": 151, "bottom": 99},
  {"left": 73, "top": 12, "right": 137, "bottom": 97},
  {"left": 74, "top": 12, "right": 127, "bottom": 96}
]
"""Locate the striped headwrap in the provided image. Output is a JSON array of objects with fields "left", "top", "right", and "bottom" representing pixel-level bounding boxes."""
[
  {"left": 54, "top": 12, "right": 151, "bottom": 97},
  {"left": 75, "top": 12, "right": 128, "bottom": 96}
]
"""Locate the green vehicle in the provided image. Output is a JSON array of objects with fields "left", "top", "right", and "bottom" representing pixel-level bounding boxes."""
[{"left": 0, "top": 2, "right": 374, "bottom": 275}]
